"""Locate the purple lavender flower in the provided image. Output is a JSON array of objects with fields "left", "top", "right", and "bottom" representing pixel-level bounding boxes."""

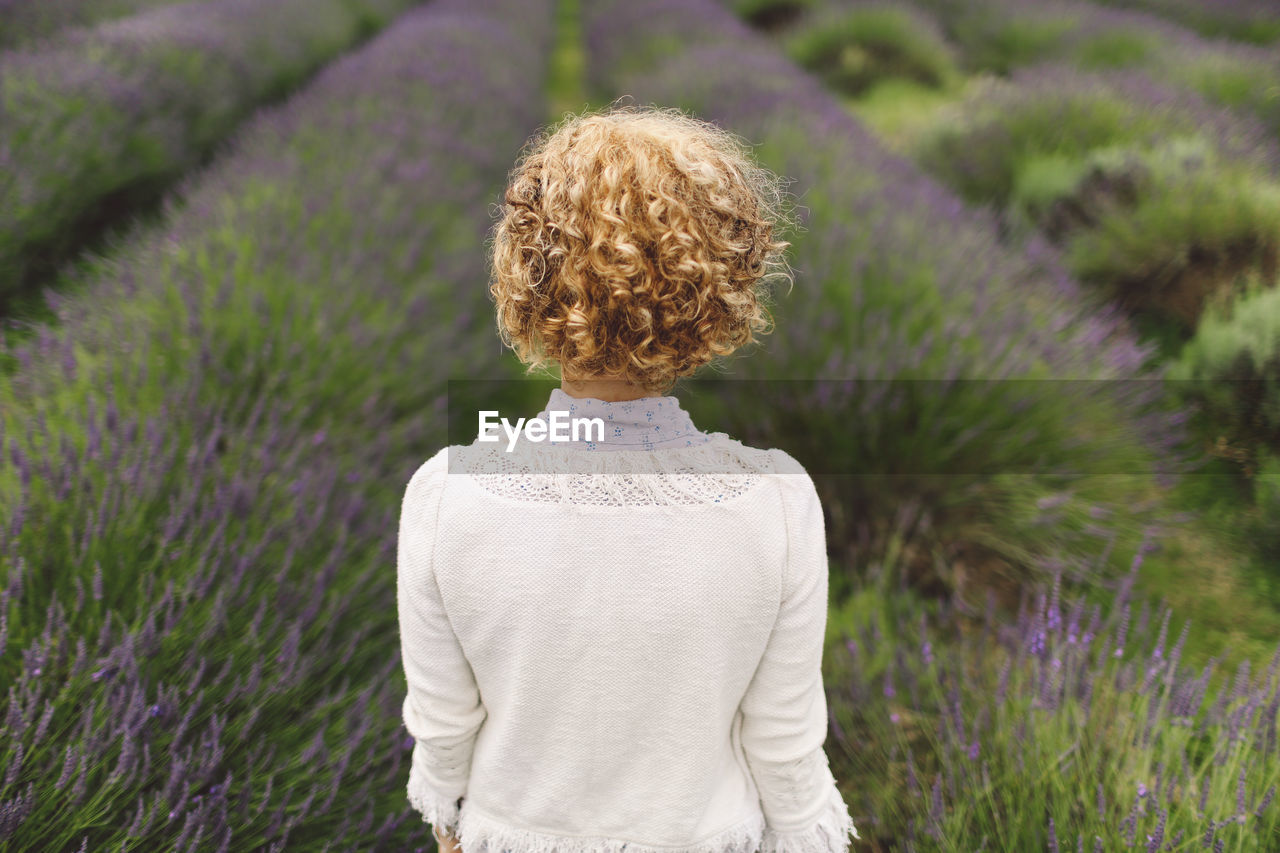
[{"left": 0, "top": 0, "right": 556, "bottom": 850}]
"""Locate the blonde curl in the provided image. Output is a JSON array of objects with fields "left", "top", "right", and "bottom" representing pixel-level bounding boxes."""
[{"left": 487, "top": 102, "right": 798, "bottom": 394}]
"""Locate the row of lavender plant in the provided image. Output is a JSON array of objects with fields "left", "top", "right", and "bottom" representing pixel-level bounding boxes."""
[
  {"left": 582, "top": 0, "right": 1202, "bottom": 604},
  {"left": 741, "top": 0, "right": 1280, "bottom": 308},
  {"left": 0, "top": 0, "right": 182, "bottom": 49},
  {"left": 706, "top": 7, "right": 1280, "bottom": 839},
  {"left": 756, "top": 0, "right": 1280, "bottom": 332},
  {"left": 902, "top": 0, "right": 1280, "bottom": 138},
  {"left": 824, "top": 537, "right": 1280, "bottom": 849},
  {"left": 745, "top": 0, "right": 1280, "bottom": 679},
  {"left": 1092, "top": 0, "right": 1280, "bottom": 46},
  {"left": 927, "top": 67, "right": 1279, "bottom": 318},
  {"left": 0, "top": 0, "right": 554, "bottom": 847},
  {"left": 773, "top": 0, "right": 963, "bottom": 98},
  {"left": 589, "top": 4, "right": 1280, "bottom": 847},
  {"left": 0, "top": 0, "right": 419, "bottom": 302},
  {"left": 767, "top": 2, "right": 1280, "bottom": 532},
  {"left": 908, "top": 59, "right": 1280, "bottom": 466}
]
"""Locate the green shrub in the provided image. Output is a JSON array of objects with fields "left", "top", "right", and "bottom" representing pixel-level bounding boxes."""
[
  {"left": 0, "top": 0, "right": 420, "bottom": 301},
  {"left": 1071, "top": 27, "right": 1160, "bottom": 69},
  {"left": 1067, "top": 146, "right": 1280, "bottom": 327},
  {"left": 783, "top": 3, "right": 960, "bottom": 96},
  {"left": 1167, "top": 278, "right": 1280, "bottom": 455},
  {"left": 916, "top": 82, "right": 1182, "bottom": 205},
  {"left": 944, "top": 12, "right": 1079, "bottom": 74},
  {"left": 1247, "top": 451, "right": 1280, "bottom": 560},
  {"left": 1006, "top": 152, "right": 1094, "bottom": 233},
  {"left": 1178, "top": 53, "right": 1280, "bottom": 134},
  {"left": 826, "top": 544, "right": 1280, "bottom": 849},
  {"left": 917, "top": 76, "right": 1280, "bottom": 330},
  {"left": 1092, "top": 0, "right": 1280, "bottom": 46},
  {"left": 914, "top": 0, "right": 1280, "bottom": 146}
]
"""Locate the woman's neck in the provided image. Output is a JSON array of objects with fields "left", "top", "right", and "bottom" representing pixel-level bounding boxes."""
[{"left": 559, "top": 375, "right": 655, "bottom": 402}]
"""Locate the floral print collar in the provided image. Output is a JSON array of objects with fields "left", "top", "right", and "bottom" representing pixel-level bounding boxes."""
[{"left": 534, "top": 388, "right": 712, "bottom": 451}]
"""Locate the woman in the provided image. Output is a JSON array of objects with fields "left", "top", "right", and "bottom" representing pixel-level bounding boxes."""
[{"left": 397, "top": 103, "right": 860, "bottom": 853}]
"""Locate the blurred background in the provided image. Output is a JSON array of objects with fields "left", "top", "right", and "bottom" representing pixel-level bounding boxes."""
[{"left": 1, "top": 0, "right": 1278, "bottom": 849}]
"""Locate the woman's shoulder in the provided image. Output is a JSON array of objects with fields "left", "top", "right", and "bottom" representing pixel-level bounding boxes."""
[
  {"left": 711, "top": 439, "right": 820, "bottom": 511},
  {"left": 404, "top": 445, "right": 452, "bottom": 495},
  {"left": 711, "top": 435, "right": 812, "bottom": 479}
]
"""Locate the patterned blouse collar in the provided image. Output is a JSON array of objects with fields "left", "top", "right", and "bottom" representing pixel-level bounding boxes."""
[{"left": 534, "top": 387, "right": 712, "bottom": 451}]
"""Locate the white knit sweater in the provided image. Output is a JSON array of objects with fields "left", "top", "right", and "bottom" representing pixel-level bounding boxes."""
[{"left": 396, "top": 391, "right": 860, "bottom": 853}]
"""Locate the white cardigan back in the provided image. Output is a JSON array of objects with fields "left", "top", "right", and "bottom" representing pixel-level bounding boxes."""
[{"left": 396, "top": 409, "right": 860, "bottom": 853}]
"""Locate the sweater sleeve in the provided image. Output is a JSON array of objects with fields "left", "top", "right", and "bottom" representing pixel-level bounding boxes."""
[
  {"left": 738, "top": 450, "right": 860, "bottom": 852},
  {"left": 396, "top": 447, "right": 487, "bottom": 835}
]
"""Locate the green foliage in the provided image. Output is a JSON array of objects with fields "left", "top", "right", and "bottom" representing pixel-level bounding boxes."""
[
  {"left": 916, "top": 84, "right": 1181, "bottom": 205},
  {"left": 946, "top": 13, "right": 1079, "bottom": 74},
  {"left": 1071, "top": 27, "right": 1160, "bottom": 70},
  {"left": 1217, "top": 19, "right": 1280, "bottom": 45},
  {"left": 1251, "top": 452, "right": 1280, "bottom": 563},
  {"left": 0, "top": 1, "right": 557, "bottom": 846},
  {"left": 1091, "top": 0, "right": 1280, "bottom": 46},
  {"left": 1168, "top": 278, "right": 1280, "bottom": 457},
  {"left": 0, "top": 0, "right": 175, "bottom": 49},
  {"left": 547, "top": 0, "right": 594, "bottom": 119},
  {"left": 783, "top": 4, "right": 960, "bottom": 96},
  {"left": 1181, "top": 53, "right": 1280, "bottom": 126},
  {"left": 842, "top": 75, "right": 971, "bottom": 154},
  {"left": 0, "top": 0, "right": 419, "bottom": 304},
  {"left": 918, "top": 83, "right": 1280, "bottom": 329},
  {"left": 1008, "top": 152, "right": 1092, "bottom": 223},
  {"left": 1067, "top": 152, "right": 1280, "bottom": 324},
  {"left": 825, "top": 552, "right": 1280, "bottom": 851},
  {"left": 914, "top": 0, "right": 1280, "bottom": 147}
]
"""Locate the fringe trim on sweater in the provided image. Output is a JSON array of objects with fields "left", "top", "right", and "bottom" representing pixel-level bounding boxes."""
[
  {"left": 406, "top": 765, "right": 463, "bottom": 836},
  {"left": 759, "top": 773, "right": 860, "bottom": 853},
  {"left": 453, "top": 806, "right": 768, "bottom": 853}
]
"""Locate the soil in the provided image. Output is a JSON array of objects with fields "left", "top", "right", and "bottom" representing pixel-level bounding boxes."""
[{"left": 1113, "top": 239, "right": 1279, "bottom": 329}]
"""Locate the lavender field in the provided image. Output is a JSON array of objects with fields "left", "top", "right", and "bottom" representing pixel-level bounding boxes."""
[{"left": 1, "top": 0, "right": 1278, "bottom": 849}]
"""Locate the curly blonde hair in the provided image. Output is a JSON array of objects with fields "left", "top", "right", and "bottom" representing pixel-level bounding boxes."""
[{"left": 487, "top": 102, "right": 797, "bottom": 395}]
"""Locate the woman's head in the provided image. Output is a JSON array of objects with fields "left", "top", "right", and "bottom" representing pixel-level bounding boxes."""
[{"left": 488, "top": 102, "right": 797, "bottom": 395}]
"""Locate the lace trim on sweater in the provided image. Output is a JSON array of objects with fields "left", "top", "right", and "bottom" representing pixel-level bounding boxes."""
[{"left": 451, "top": 433, "right": 787, "bottom": 508}]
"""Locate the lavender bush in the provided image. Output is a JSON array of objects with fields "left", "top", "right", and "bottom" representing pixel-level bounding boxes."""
[
  {"left": 913, "top": 64, "right": 1279, "bottom": 212},
  {"left": 0, "top": 0, "right": 553, "bottom": 847},
  {"left": 824, "top": 535, "right": 1280, "bottom": 849},
  {"left": 0, "top": 0, "right": 180, "bottom": 48},
  {"left": 584, "top": 0, "right": 1203, "bottom": 604},
  {"left": 764, "top": 6, "right": 1280, "bottom": 516},
  {"left": 0, "top": 0, "right": 419, "bottom": 301},
  {"left": 903, "top": 0, "right": 1205, "bottom": 75},
  {"left": 779, "top": 2, "right": 961, "bottom": 96},
  {"left": 903, "top": 0, "right": 1280, "bottom": 138},
  {"left": 912, "top": 63, "right": 1280, "bottom": 329},
  {"left": 1092, "top": 0, "right": 1280, "bottom": 46}
]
